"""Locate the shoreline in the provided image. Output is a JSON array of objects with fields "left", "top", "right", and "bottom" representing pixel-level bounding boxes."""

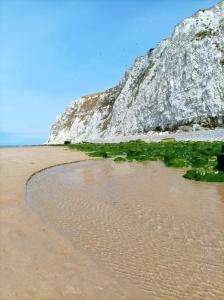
[{"left": 0, "top": 146, "right": 137, "bottom": 300}]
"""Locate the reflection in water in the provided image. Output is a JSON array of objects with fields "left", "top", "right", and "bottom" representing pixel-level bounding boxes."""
[{"left": 27, "top": 160, "right": 224, "bottom": 299}]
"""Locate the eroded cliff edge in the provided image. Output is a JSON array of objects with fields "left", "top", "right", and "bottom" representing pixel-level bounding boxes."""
[{"left": 48, "top": 2, "right": 224, "bottom": 143}]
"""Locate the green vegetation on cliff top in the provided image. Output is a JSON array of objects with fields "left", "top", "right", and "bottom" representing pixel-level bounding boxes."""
[{"left": 66, "top": 140, "right": 224, "bottom": 182}]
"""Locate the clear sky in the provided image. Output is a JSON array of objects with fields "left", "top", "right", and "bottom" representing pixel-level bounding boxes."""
[{"left": 0, "top": 0, "right": 218, "bottom": 145}]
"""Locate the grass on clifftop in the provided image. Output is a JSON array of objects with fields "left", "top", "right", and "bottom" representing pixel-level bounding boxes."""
[{"left": 67, "top": 140, "right": 224, "bottom": 182}]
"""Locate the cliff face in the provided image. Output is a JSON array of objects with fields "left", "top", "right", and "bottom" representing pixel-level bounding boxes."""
[{"left": 48, "top": 2, "right": 224, "bottom": 144}]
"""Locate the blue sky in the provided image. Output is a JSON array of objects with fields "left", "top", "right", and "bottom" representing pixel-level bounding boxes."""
[{"left": 0, "top": 0, "right": 218, "bottom": 145}]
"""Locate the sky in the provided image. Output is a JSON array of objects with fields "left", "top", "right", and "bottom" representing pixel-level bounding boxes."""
[{"left": 0, "top": 0, "right": 218, "bottom": 145}]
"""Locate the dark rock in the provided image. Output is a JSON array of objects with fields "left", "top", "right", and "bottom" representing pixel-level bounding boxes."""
[{"left": 217, "top": 151, "right": 224, "bottom": 172}]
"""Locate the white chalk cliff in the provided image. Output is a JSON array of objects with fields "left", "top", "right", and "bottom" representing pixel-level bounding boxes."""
[{"left": 48, "top": 1, "right": 224, "bottom": 143}]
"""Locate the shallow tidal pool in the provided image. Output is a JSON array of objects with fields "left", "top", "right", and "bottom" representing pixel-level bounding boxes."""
[{"left": 27, "top": 159, "right": 224, "bottom": 299}]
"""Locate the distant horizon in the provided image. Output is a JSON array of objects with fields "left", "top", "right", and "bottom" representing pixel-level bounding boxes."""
[
  {"left": 0, "top": 144, "right": 42, "bottom": 147},
  {"left": 0, "top": 0, "right": 218, "bottom": 145}
]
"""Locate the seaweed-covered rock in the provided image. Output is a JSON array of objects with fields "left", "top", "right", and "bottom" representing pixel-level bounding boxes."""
[{"left": 217, "top": 145, "right": 224, "bottom": 171}]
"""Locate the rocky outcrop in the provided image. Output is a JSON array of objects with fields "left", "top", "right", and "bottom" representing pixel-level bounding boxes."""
[{"left": 48, "top": 1, "right": 224, "bottom": 144}]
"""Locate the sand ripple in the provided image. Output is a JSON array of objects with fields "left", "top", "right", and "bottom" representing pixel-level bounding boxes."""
[{"left": 27, "top": 160, "right": 224, "bottom": 299}]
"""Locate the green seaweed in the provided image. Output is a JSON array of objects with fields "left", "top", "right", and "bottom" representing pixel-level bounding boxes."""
[
  {"left": 114, "top": 156, "right": 126, "bottom": 163},
  {"left": 67, "top": 140, "right": 224, "bottom": 182}
]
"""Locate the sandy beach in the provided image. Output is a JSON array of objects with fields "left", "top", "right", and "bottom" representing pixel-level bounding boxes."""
[
  {"left": 0, "top": 146, "right": 137, "bottom": 300},
  {"left": 1, "top": 146, "right": 224, "bottom": 299}
]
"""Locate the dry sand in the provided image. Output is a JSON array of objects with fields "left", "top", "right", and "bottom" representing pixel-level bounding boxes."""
[{"left": 0, "top": 146, "right": 136, "bottom": 300}]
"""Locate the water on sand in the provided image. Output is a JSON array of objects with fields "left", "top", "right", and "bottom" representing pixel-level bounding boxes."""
[{"left": 27, "top": 160, "right": 224, "bottom": 299}]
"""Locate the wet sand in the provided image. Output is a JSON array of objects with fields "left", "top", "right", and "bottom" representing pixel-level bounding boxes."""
[
  {"left": 27, "top": 159, "right": 224, "bottom": 299},
  {"left": 0, "top": 147, "right": 135, "bottom": 300}
]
